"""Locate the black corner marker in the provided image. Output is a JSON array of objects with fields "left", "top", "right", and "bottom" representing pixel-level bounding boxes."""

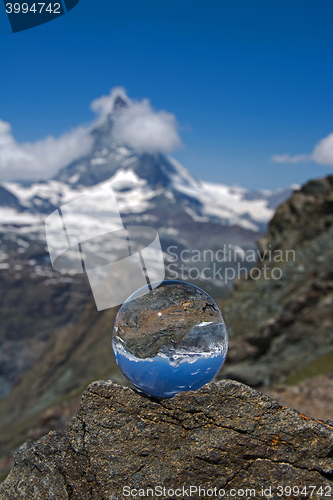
[
  {"left": 63, "top": 0, "right": 79, "bottom": 12},
  {"left": 3, "top": 0, "right": 80, "bottom": 33}
]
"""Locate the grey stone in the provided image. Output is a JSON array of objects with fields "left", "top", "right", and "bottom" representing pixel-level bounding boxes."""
[{"left": 1, "top": 380, "right": 332, "bottom": 499}]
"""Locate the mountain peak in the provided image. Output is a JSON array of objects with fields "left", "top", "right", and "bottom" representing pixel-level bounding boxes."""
[{"left": 113, "top": 95, "right": 128, "bottom": 112}]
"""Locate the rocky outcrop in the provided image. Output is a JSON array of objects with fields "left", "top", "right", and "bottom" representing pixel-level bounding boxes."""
[
  {"left": 218, "top": 175, "right": 333, "bottom": 388},
  {"left": 258, "top": 174, "right": 333, "bottom": 253},
  {"left": 1, "top": 380, "right": 333, "bottom": 499}
]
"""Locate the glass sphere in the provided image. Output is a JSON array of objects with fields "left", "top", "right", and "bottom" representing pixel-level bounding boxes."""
[{"left": 112, "top": 280, "right": 228, "bottom": 398}]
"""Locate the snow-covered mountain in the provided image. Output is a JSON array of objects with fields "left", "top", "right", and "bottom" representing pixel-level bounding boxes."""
[
  {"left": 0, "top": 94, "right": 297, "bottom": 292},
  {"left": 0, "top": 167, "right": 289, "bottom": 232}
]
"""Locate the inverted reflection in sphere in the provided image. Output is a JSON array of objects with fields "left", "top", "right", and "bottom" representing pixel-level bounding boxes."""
[{"left": 112, "top": 280, "right": 228, "bottom": 398}]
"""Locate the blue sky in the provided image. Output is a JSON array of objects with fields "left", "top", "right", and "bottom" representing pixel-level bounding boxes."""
[{"left": 1, "top": 0, "right": 332, "bottom": 189}]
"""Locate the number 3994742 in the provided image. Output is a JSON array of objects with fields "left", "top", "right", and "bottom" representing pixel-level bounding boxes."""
[{"left": 5, "top": 3, "right": 61, "bottom": 14}]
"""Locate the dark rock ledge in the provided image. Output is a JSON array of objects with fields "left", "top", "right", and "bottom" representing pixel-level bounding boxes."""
[{"left": 1, "top": 380, "right": 332, "bottom": 499}]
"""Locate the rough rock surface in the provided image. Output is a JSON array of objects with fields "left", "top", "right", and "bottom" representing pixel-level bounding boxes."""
[{"left": 1, "top": 380, "right": 333, "bottom": 499}]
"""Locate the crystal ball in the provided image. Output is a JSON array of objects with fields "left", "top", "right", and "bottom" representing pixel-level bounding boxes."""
[{"left": 112, "top": 280, "right": 228, "bottom": 399}]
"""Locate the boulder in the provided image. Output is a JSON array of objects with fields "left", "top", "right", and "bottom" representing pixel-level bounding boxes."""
[{"left": 1, "top": 380, "right": 332, "bottom": 499}]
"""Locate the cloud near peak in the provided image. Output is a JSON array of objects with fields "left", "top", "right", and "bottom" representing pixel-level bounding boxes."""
[
  {"left": 91, "top": 87, "right": 181, "bottom": 152},
  {"left": 271, "top": 132, "right": 333, "bottom": 167},
  {"left": 112, "top": 98, "right": 181, "bottom": 153},
  {"left": 0, "top": 88, "right": 181, "bottom": 181}
]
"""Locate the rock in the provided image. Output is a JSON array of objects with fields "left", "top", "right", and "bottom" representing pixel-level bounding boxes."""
[
  {"left": 261, "top": 174, "right": 333, "bottom": 252},
  {"left": 1, "top": 380, "right": 332, "bottom": 499}
]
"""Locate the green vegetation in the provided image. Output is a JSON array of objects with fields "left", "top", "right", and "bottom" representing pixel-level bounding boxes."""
[{"left": 285, "top": 349, "right": 333, "bottom": 385}]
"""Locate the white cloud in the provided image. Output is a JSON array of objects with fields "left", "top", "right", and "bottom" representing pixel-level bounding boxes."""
[
  {"left": 270, "top": 153, "right": 309, "bottom": 164},
  {"left": 271, "top": 132, "right": 333, "bottom": 167},
  {"left": 0, "top": 119, "right": 94, "bottom": 182},
  {"left": 112, "top": 99, "right": 181, "bottom": 153},
  {"left": 0, "top": 87, "right": 182, "bottom": 181},
  {"left": 91, "top": 87, "right": 181, "bottom": 152},
  {"left": 311, "top": 133, "right": 333, "bottom": 166}
]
